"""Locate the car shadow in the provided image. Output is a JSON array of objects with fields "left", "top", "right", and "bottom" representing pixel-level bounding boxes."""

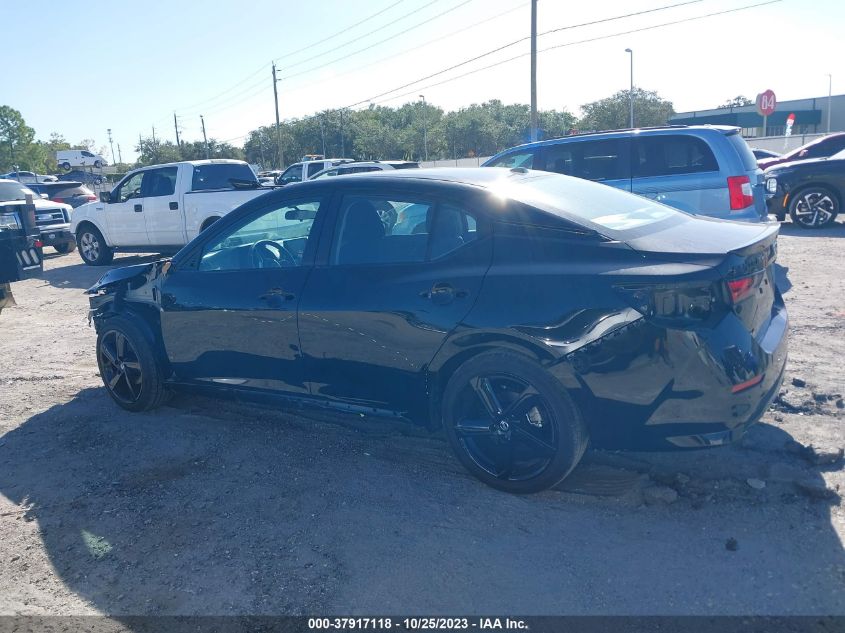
[
  {"left": 776, "top": 219, "right": 845, "bottom": 238},
  {"left": 40, "top": 254, "right": 162, "bottom": 291},
  {"left": 2, "top": 388, "right": 844, "bottom": 616},
  {"left": 774, "top": 263, "right": 792, "bottom": 294}
]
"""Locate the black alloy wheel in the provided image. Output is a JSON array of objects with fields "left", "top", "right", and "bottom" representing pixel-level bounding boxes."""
[
  {"left": 442, "top": 352, "right": 588, "bottom": 493},
  {"left": 96, "top": 317, "right": 169, "bottom": 412},
  {"left": 789, "top": 187, "right": 839, "bottom": 228}
]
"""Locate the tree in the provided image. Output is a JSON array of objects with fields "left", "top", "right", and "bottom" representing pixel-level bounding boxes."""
[
  {"left": 717, "top": 95, "right": 753, "bottom": 109},
  {"left": 0, "top": 105, "right": 37, "bottom": 171},
  {"left": 579, "top": 88, "right": 674, "bottom": 132}
]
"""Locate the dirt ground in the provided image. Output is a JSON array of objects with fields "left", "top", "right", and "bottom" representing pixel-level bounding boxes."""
[{"left": 1, "top": 221, "right": 844, "bottom": 616}]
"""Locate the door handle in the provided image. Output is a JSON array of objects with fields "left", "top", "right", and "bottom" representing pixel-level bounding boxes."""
[
  {"left": 169, "top": 201, "right": 179, "bottom": 210},
  {"left": 419, "top": 282, "right": 467, "bottom": 304},
  {"left": 134, "top": 204, "right": 143, "bottom": 212},
  {"left": 260, "top": 287, "right": 295, "bottom": 301}
]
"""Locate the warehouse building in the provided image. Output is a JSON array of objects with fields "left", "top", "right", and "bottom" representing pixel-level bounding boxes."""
[{"left": 670, "top": 93, "right": 845, "bottom": 138}]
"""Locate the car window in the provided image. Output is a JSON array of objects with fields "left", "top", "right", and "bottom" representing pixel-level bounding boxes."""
[
  {"left": 632, "top": 135, "right": 719, "bottom": 178},
  {"left": 543, "top": 139, "right": 626, "bottom": 181},
  {"left": 332, "top": 195, "right": 433, "bottom": 266},
  {"left": 486, "top": 151, "right": 536, "bottom": 169},
  {"left": 278, "top": 164, "right": 303, "bottom": 184},
  {"left": 199, "top": 199, "right": 321, "bottom": 272},
  {"left": 313, "top": 169, "right": 338, "bottom": 179},
  {"left": 306, "top": 162, "right": 325, "bottom": 178},
  {"left": 429, "top": 204, "right": 478, "bottom": 259},
  {"left": 808, "top": 136, "right": 845, "bottom": 157},
  {"left": 141, "top": 167, "right": 178, "bottom": 198},
  {"left": 82, "top": 151, "right": 94, "bottom": 157},
  {"left": 342, "top": 166, "right": 381, "bottom": 174},
  {"left": 113, "top": 172, "right": 145, "bottom": 203},
  {"left": 192, "top": 163, "right": 257, "bottom": 191}
]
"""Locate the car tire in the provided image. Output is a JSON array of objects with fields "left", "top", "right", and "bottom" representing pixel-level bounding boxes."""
[
  {"left": 200, "top": 217, "right": 220, "bottom": 232},
  {"left": 788, "top": 186, "right": 839, "bottom": 229},
  {"left": 96, "top": 316, "right": 170, "bottom": 412},
  {"left": 54, "top": 241, "right": 76, "bottom": 254},
  {"left": 60, "top": 162, "right": 71, "bottom": 171},
  {"left": 441, "top": 351, "right": 588, "bottom": 493},
  {"left": 77, "top": 225, "right": 114, "bottom": 266},
  {"left": 94, "top": 160, "right": 103, "bottom": 169}
]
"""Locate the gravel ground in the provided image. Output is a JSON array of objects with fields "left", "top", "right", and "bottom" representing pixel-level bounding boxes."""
[{"left": 0, "top": 221, "right": 844, "bottom": 616}]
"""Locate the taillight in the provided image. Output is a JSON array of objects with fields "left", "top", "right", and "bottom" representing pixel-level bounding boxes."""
[
  {"left": 727, "top": 175, "right": 754, "bottom": 210},
  {"left": 726, "top": 276, "right": 755, "bottom": 303},
  {"left": 85, "top": 194, "right": 97, "bottom": 201},
  {"left": 53, "top": 197, "right": 64, "bottom": 203}
]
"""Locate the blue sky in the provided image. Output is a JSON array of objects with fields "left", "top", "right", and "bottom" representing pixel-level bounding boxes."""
[{"left": 3, "top": 0, "right": 843, "bottom": 162}]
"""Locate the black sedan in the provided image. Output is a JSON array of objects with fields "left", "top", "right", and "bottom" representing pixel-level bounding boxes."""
[
  {"left": 86, "top": 169, "right": 787, "bottom": 493},
  {"left": 765, "top": 151, "right": 844, "bottom": 228}
]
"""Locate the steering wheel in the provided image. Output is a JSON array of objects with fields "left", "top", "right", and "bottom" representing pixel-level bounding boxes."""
[{"left": 249, "top": 239, "right": 297, "bottom": 268}]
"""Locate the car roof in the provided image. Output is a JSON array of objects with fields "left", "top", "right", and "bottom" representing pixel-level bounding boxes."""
[{"left": 297, "top": 167, "right": 542, "bottom": 189}]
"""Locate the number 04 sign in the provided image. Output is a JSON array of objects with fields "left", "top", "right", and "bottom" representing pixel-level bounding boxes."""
[{"left": 756, "top": 90, "right": 777, "bottom": 136}]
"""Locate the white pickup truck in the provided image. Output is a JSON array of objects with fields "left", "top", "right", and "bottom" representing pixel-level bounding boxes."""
[{"left": 71, "top": 160, "right": 269, "bottom": 265}]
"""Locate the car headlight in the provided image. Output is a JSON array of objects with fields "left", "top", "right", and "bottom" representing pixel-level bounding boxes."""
[
  {"left": 766, "top": 177, "right": 778, "bottom": 194},
  {"left": 0, "top": 211, "right": 22, "bottom": 230}
]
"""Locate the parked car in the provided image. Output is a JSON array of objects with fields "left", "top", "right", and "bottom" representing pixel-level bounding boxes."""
[
  {"left": 0, "top": 179, "right": 76, "bottom": 253},
  {"left": 56, "top": 149, "right": 107, "bottom": 170},
  {"left": 765, "top": 149, "right": 845, "bottom": 228},
  {"left": 276, "top": 158, "right": 354, "bottom": 185},
  {"left": 86, "top": 168, "right": 787, "bottom": 493},
  {"left": 483, "top": 125, "right": 768, "bottom": 221},
  {"left": 71, "top": 159, "right": 268, "bottom": 265},
  {"left": 57, "top": 170, "right": 107, "bottom": 186},
  {"left": 0, "top": 171, "right": 56, "bottom": 183},
  {"left": 757, "top": 133, "right": 845, "bottom": 170},
  {"left": 752, "top": 148, "right": 781, "bottom": 161},
  {"left": 27, "top": 181, "right": 98, "bottom": 208},
  {"left": 309, "top": 160, "right": 420, "bottom": 179}
]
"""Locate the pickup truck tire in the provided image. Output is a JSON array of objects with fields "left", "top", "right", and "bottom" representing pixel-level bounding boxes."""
[
  {"left": 201, "top": 217, "right": 220, "bottom": 232},
  {"left": 53, "top": 241, "right": 76, "bottom": 254},
  {"left": 77, "top": 224, "right": 114, "bottom": 266},
  {"left": 96, "top": 316, "right": 170, "bottom": 412}
]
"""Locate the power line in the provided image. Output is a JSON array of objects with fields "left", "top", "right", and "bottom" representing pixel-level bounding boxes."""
[
  {"left": 278, "top": 0, "right": 470, "bottom": 79},
  {"left": 274, "top": 0, "right": 407, "bottom": 63},
  {"left": 368, "top": 0, "right": 783, "bottom": 109},
  {"left": 337, "top": 0, "right": 706, "bottom": 110}
]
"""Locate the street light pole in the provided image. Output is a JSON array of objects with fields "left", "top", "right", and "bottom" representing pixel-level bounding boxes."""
[
  {"left": 625, "top": 48, "right": 634, "bottom": 128},
  {"left": 272, "top": 63, "right": 284, "bottom": 169},
  {"left": 529, "top": 0, "right": 538, "bottom": 142},
  {"left": 200, "top": 115, "right": 210, "bottom": 159},
  {"left": 419, "top": 95, "right": 429, "bottom": 162},
  {"left": 827, "top": 74, "right": 833, "bottom": 134}
]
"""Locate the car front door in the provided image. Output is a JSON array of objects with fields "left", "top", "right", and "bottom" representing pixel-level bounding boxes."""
[
  {"left": 139, "top": 166, "right": 183, "bottom": 246},
  {"left": 158, "top": 194, "right": 328, "bottom": 394},
  {"left": 105, "top": 171, "right": 149, "bottom": 246},
  {"left": 297, "top": 189, "right": 492, "bottom": 413}
]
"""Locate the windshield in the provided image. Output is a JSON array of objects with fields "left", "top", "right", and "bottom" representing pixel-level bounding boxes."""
[
  {"left": 502, "top": 172, "right": 682, "bottom": 233},
  {"left": 830, "top": 149, "right": 845, "bottom": 160},
  {"left": 0, "top": 181, "right": 36, "bottom": 202}
]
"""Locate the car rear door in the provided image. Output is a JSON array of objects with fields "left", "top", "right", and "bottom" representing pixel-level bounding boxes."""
[
  {"left": 140, "top": 166, "right": 184, "bottom": 246},
  {"left": 630, "top": 134, "right": 723, "bottom": 215},
  {"left": 297, "top": 187, "right": 493, "bottom": 413}
]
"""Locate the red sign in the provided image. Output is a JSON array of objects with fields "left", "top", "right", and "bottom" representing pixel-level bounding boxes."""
[{"left": 756, "top": 90, "right": 777, "bottom": 116}]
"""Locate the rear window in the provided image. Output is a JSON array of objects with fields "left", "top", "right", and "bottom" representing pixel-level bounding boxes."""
[
  {"left": 191, "top": 163, "right": 257, "bottom": 191},
  {"left": 632, "top": 135, "right": 718, "bottom": 177},
  {"left": 486, "top": 151, "right": 536, "bottom": 169},
  {"left": 504, "top": 173, "right": 682, "bottom": 233},
  {"left": 725, "top": 132, "right": 758, "bottom": 172}
]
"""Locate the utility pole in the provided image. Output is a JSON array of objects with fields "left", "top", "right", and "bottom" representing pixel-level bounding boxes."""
[
  {"left": 173, "top": 112, "right": 181, "bottom": 147},
  {"left": 151, "top": 125, "right": 156, "bottom": 144},
  {"left": 419, "top": 95, "right": 429, "bottom": 162},
  {"left": 625, "top": 48, "right": 634, "bottom": 128},
  {"left": 827, "top": 74, "right": 833, "bottom": 134},
  {"left": 272, "top": 63, "right": 284, "bottom": 169},
  {"left": 200, "top": 115, "right": 210, "bottom": 159},
  {"left": 320, "top": 115, "right": 326, "bottom": 157},
  {"left": 340, "top": 109, "right": 345, "bottom": 157},
  {"left": 117, "top": 144, "right": 123, "bottom": 165},
  {"left": 107, "top": 128, "right": 116, "bottom": 166},
  {"left": 529, "top": 0, "right": 538, "bottom": 142}
]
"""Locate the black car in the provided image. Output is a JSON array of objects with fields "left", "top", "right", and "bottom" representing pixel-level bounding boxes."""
[
  {"left": 765, "top": 152, "right": 845, "bottom": 228},
  {"left": 27, "top": 181, "right": 98, "bottom": 208},
  {"left": 87, "top": 168, "right": 787, "bottom": 493},
  {"left": 58, "top": 170, "right": 106, "bottom": 186}
]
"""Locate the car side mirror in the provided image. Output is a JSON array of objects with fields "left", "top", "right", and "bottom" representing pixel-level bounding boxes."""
[
  {"left": 99, "top": 192, "right": 111, "bottom": 203},
  {"left": 798, "top": 149, "right": 808, "bottom": 157},
  {"left": 40, "top": 193, "right": 49, "bottom": 200}
]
